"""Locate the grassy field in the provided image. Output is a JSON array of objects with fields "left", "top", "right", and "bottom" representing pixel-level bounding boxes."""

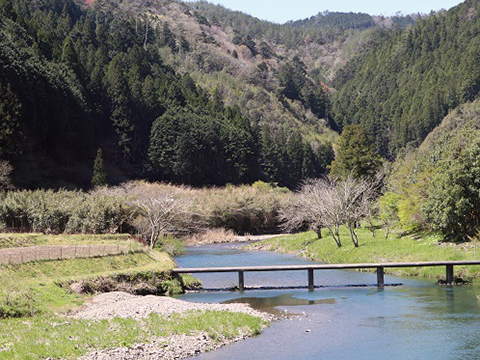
[
  {"left": 249, "top": 228, "right": 480, "bottom": 281},
  {"left": 0, "top": 234, "right": 267, "bottom": 359},
  {"left": 0, "top": 233, "right": 141, "bottom": 249}
]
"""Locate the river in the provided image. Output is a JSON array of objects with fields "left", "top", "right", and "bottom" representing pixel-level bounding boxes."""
[{"left": 175, "top": 243, "right": 480, "bottom": 360}]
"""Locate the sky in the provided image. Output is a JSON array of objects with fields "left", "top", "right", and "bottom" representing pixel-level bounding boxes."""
[{"left": 187, "top": 0, "right": 465, "bottom": 23}]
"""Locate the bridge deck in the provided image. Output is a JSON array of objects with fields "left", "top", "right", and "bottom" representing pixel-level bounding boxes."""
[
  {"left": 173, "top": 260, "right": 480, "bottom": 273},
  {"left": 173, "top": 261, "right": 480, "bottom": 290}
]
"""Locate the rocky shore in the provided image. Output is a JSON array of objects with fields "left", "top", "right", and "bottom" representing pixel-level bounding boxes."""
[
  {"left": 72, "top": 292, "right": 273, "bottom": 360},
  {"left": 80, "top": 333, "right": 254, "bottom": 360}
]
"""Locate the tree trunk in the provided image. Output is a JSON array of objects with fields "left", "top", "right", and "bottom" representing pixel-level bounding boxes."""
[
  {"left": 314, "top": 227, "right": 322, "bottom": 239},
  {"left": 348, "top": 223, "right": 359, "bottom": 247},
  {"left": 335, "top": 225, "right": 341, "bottom": 246},
  {"left": 150, "top": 227, "right": 159, "bottom": 249},
  {"left": 327, "top": 226, "right": 342, "bottom": 247},
  {"left": 369, "top": 221, "right": 376, "bottom": 238}
]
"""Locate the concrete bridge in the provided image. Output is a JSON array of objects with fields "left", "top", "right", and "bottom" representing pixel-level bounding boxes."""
[{"left": 173, "top": 261, "right": 480, "bottom": 291}]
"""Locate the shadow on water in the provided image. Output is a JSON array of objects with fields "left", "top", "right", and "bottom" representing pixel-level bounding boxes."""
[{"left": 222, "top": 293, "right": 336, "bottom": 316}]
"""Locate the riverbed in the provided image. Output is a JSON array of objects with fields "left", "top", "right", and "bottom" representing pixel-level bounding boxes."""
[{"left": 175, "top": 243, "right": 480, "bottom": 360}]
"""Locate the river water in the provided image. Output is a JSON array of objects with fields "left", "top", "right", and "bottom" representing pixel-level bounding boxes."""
[{"left": 175, "top": 243, "right": 480, "bottom": 360}]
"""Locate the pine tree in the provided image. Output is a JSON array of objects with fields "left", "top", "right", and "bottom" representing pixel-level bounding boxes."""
[{"left": 92, "top": 148, "right": 107, "bottom": 187}]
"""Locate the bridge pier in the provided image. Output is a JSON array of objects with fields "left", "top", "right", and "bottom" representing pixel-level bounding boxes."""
[
  {"left": 377, "top": 267, "right": 385, "bottom": 287},
  {"left": 238, "top": 271, "right": 245, "bottom": 291},
  {"left": 446, "top": 265, "right": 454, "bottom": 285},
  {"left": 308, "top": 269, "right": 314, "bottom": 291}
]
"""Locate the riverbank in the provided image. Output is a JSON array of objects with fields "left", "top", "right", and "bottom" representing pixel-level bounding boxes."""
[
  {"left": 0, "top": 234, "right": 271, "bottom": 359},
  {"left": 249, "top": 229, "right": 480, "bottom": 282},
  {"left": 0, "top": 299, "right": 269, "bottom": 360},
  {"left": 74, "top": 292, "right": 272, "bottom": 360},
  {"left": 183, "top": 228, "right": 286, "bottom": 246}
]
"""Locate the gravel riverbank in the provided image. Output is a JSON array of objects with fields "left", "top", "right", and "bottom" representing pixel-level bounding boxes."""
[
  {"left": 184, "top": 232, "right": 287, "bottom": 246},
  {"left": 73, "top": 292, "right": 273, "bottom": 360}
]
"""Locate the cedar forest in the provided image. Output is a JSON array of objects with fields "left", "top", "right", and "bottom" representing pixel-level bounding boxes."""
[{"left": 0, "top": 0, "right": 479, "bottom": 241}]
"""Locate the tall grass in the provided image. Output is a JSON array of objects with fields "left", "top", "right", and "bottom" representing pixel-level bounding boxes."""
[
  {"left": 0, "top": 190, "right": 131, "bottom": 234},
  {"left": 197, "top": 181, "right": 289, "bottom": 234},
  {"left": 0, "top": 181, "right": 290, "bottom": 237}
]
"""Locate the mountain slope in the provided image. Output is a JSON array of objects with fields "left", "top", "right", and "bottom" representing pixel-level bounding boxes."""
[
  {"left": 387, "top": 100, "right": 480, "bottom": 240},
  {"left": 0, "top": 0, "right": 345, "bottom": 188},
  {"left": 0, "top": 0, "right": 464, "bottom": 190},
  {"left": 332, "top": 0, "right": 480, "bottom": 158}
]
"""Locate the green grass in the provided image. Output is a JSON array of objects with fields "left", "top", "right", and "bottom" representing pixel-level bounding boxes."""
[
  {"left": 0, "top": 310, "right": 265, "bottom": 360},
  {"left": 0, "top": 233, "right": 139, "bottom": 249},
  {"left": 0, "top": 252, "right": 173, "bottom": 287},
  {"left": 156, "top": 234, "right": 185, "bottom": 256},
  {"left": 250, "top": 228, "right": 480, "bottom": 281},
  {"left": 0, "top": 233, "right": 264, "bottom": 359},
  {"left": 0, "top": 251, "right": 176, "bottom": 318}
]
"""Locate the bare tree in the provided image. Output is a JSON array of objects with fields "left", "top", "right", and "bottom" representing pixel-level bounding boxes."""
[
  {"left": 143, "top": 15, "right": 150, "bottom": 50},
  {"left": 132, "top": 195, "right": 192, "bottom": 248},
  {"left": 107, "top": 181, "right": 197, "bottom": 249},
  {"left": 337, "top": 176, "right": 379, "bottom": 247},
  {"left": 0, "top": 160, "right": 13, "bottom": 190},
  {"left": 278, "top": 192, "right": 323, "bottom": 239},
  {"left": 314, "top": 179, "right": 344, "bottom": 247},
  {"left": 279, "top": 178, "right": 342, "bottom": 247},
  {"left": 280, "top": 174, "right": 381, "bottom": 248}
]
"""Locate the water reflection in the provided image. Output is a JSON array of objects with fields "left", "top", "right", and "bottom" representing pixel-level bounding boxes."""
[{"left": 223, "top": 293, "right": 336, "bottom": 316}]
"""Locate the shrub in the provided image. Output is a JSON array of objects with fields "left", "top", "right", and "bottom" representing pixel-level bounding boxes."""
[
  {"left": 0, "top": 190, "right": 132, "bottom": 234},
  {"left": 197, "top": 182, "right": 289, "bottom": 234}
]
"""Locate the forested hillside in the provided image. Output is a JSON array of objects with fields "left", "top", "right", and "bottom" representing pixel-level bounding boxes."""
[
  {"left": 384, "top": 100, "right": 480, "bottom": 241},
  {"left": 0, "top": 0, "right": 476, "bottom": 191},
  {"left": 0, "top": 0, "right": 339, "bottom": 189},
  {"left": 332, "top": 0, "right": 480, "bottom": 158},
  {"left": 288, "top": 11, "right": 418, "bottom": 30}
]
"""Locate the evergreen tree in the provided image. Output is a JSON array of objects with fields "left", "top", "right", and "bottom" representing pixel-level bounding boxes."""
[
  {"left": 285, "top": 132, "right": 304, "bottom": 188},
  {"left": 330, "top": 125, "right": 382, "bottom": 179},
  {"left": 92, "top": 148, "right": 107, "bottom": 187},
  {"left": 0, "top": 80, "right": 22, "bottom": 157},
  {"left": 316, "top": 142, "right": 335, "bottom": 176},
  {"left": 332, "top": 1, "right": 480, "bottom": 156},
  {"left": 302, "top": 142, "right": 317, "bottom": 179}
]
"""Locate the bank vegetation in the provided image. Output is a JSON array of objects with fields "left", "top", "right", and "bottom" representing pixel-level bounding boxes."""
[{"left": 0, "top": 181, "right": 289, "bottom": 249}]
